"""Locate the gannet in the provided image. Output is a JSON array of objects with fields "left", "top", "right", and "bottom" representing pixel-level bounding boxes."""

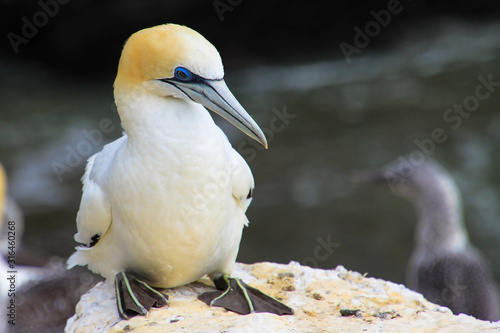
[
  {"left": 67, "top": 24, "right": 293, "bottom": 319},
  {"left": 355, "top": 158, "right": 500, "bottom": 321}
]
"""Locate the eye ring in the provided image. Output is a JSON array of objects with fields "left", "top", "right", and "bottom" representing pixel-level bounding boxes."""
[{"left": 174, "top": 67, "right": 193, "bottom": 81}]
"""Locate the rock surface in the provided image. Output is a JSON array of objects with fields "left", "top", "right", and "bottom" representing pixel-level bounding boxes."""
[{"left": 65, "top": 262, "right": 500, "bottom": 332}]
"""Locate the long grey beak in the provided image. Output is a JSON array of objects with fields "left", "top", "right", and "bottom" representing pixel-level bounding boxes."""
[{"left": 171, "top": 79, "right": 268, "bottom": 148}]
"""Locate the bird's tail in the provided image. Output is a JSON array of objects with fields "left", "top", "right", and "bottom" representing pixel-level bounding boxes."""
[{"left": 67, "top": 247, "right": 90, "bottom": 270}]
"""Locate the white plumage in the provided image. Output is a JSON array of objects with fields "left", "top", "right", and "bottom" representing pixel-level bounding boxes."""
[{"left": 67, "top": 24, "right": 264, "bottom": 290}]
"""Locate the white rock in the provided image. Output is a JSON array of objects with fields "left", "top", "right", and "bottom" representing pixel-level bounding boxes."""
[{"left": 65, "top": 262, "right": 500, "bottom": 333}]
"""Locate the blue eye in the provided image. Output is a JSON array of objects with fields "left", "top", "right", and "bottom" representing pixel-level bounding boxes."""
[{"left": 174, "top": 67, "right": 193, "bottom": 81}]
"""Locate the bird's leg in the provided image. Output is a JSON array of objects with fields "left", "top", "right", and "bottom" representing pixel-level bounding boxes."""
[
  {"left": 198, "top": 274, "right": 294, "bottom": 315},
  {"left": 114, "top": 272, "right": 169, "bottom": 319}
]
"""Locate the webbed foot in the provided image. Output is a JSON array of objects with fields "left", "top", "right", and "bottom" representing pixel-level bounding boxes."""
[
  {"left": 198, "top": 274, "right": 294, "bottom": 315},
  {"left": 115, "top": 272, "right": 169, "bottom": 319}
]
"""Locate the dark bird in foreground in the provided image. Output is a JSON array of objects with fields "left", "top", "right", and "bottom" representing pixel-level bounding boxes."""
[
  {"left": 354, "top": 157, "right": 500, "bottom": 321},
  {"left": 11, "top": 266, "right": 101, "bottom": 333}
]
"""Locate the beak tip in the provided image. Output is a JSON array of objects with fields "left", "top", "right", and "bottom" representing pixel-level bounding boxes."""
[{"left": 260, "top": 137, "right": 268, "bottom": 149}]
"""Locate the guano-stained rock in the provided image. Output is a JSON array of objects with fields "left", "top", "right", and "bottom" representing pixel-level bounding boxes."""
[{"left": 65, "top": 262, "right": 500, "bottom": 332}]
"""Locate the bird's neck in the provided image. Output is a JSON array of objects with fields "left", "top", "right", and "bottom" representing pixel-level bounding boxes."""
[
  {"left": 412, "top": 180, "right": 469, "bottom": 255},
  {"left": 114, "top": 87, "right": 215, "bottom": 146}
]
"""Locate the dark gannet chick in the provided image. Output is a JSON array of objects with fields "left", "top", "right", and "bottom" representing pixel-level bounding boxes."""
[{"left": 356, "top": 157, "right": 500, "bottom": 321}]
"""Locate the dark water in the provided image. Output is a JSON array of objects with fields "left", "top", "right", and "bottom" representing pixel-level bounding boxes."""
[{"left": 1, "top": 19, "right": 500, "bottom": 287}]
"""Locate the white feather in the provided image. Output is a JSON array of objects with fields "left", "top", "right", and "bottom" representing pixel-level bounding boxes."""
[{"left": 68, "top": 95, "right": 252, "bottom": 288}]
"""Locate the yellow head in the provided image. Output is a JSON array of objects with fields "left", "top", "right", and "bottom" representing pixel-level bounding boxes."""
[
  {"left": 113, "top": 24, "right": 267, "bottom": 148},
  {"left": 115, "top": 24, "right": 223, "bottom": 88}
]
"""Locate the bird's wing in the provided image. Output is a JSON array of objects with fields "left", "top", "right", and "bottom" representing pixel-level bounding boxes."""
[
  {"left": 228, "top": 145, "right": 254, "bottom": 213},
  {"left": 416, "top": 249, "right": 500, "bottom": 320},
  {"left": 73, "top": 150, "right": 113, "bottom": 246}
]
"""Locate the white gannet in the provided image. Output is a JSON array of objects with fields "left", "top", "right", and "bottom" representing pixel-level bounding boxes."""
[
  {"left": 67, "top": 24, "right": 293, "bottom": 319},
  {"left": 355, "top": 158, "right": 500, "bottom": 321}
]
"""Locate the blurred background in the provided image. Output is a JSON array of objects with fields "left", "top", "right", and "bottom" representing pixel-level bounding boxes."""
[{"left": 1, "top": 0, "right": 500, "bottom": 291}]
